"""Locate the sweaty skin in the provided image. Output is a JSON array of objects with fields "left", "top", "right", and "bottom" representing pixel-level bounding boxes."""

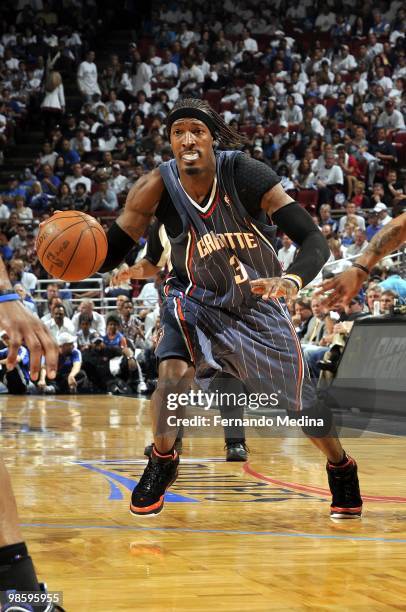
[{"left": 318, "top": 212, "right": 406, "bottom": 307}]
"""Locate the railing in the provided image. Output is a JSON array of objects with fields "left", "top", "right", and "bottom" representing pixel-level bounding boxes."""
[
  {"left": 34, "top": 277, "right": 158, "bottom": 315},
  {"left": 307, "top": 247, "right": 406, "bottom": 287}
]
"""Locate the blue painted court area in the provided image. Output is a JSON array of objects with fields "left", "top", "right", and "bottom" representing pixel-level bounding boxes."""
[{"left": 20, "top": 523, "right": 406, "bottom": 544}]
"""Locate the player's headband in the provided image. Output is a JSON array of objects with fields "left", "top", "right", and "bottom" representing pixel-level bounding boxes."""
[{"left": 166, "top": 107, "right": 217, "bottom": 137}]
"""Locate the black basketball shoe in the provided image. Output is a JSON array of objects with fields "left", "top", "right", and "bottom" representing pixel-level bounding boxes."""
[
  {"left": 130, "top": 447, "right": 179, "bottom": 516},
  {"left": 225, "top": 440, "right": 249, "bottom": 462},
  {"left": 327, "top": 455, "right": 363, "bottom": 519},
  {"left": 144, "top": 438, "right": 183, "bottom": 458}
]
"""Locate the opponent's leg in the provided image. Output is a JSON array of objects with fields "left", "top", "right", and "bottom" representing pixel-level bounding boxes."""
[
  {"left": 130, "top": 358, "right": 194, "bottom": 517},
  {"left": 307, "top": 435, "right": 362, "bottom": 519},
  {"left": 0, "top": 459, "right": 65, "bottom": 610}
]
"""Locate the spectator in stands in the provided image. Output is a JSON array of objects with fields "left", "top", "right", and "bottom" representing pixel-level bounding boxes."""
[
  {"left": 374, "top": 202, "right": 392, "bottom": 226},
  {"left": 58, "top": 140, "right": 80, "bottom": 175},
  {"left": 346, "top": 228, "right": 369, "bottom": 258},
  {"left": 108, "top": 163, "right": 127, "bottom": 195},
  {"left": 292, "top": 298, "right": 313, "bottom": 339},
  {"left": 103, "top": 314, "right": 127, "bottom": 349},
  {"left": 72, "top": 299, "right": 106, "bottom": 336},
  {"left": 277, "top": 234, "right": 296, "bottom": 271},
  {"left": 76, "top": 313, "right": 99, "bottom": 351},
  {"left": 91, "top": 181, "right": 118, "bottom": 212},
  {"left": 41, "top": 70, "right": 65, "bottom": 135},
  {"left": 379, "top": 290, "right": 398, "bottom": 314},
  {"left": 40, "top": 163, "right": 61, "bottom": 196},
  {"left": 0, "top": 197, "right": 10, "bottom": 221},
  {"left": 315, "top": 152, "right": 344, "bottom": 207},
  {"left": 0, "top": 233, "right": 13, "bottom": 261},
  {"left": 119, "top": 299, "right": 144, "bottom": 348},
  {"left": 337, "top": 202, "right": 366, "bottom": 234},
  {"left": 351, "top": 181, "right": 370, "bottom": 210},
  {"left": 77, "top": 50, "right": 101, "bottom": 101},
  {"left": 14, "top": 196, "right": 33, "bottom": 225},
  {"left": 39, "top": 332, "right": 85, "bottom": 394},
  {"left": 47, "top": 304, "right": 75, "bottom": 339},
  {"left": 383, "top": 169, "right": 406, "bottom": 209},
  {"left": 66, "top": 163, "right": 92, "bottom": 193},
  {"left": 9, "top": 225, "right": 28, "bottom": 254},
  {"left": 377, "top": 99, "right": 405, "bottom": 131},
  {"left": 55, "top": 182, "right": 74, "bottom": 210},
  {"left": 380, "top": 268, "right": 406, "bottom": 300},
  {"left": 14, "top": 283, "right": 37, "bottom": 316},
  {"left": 0, "top": 330, "right": 30, "bottom": 394},
  {"left": 1, "top": 176, "right": 26, "bottom": 206},
  {"left": 72, "top": 183, "right": 91, "bottom": 212},
  {"left": 29, "top": 181, "right": 53, "bottom": 214},
  {"left": 319, "top": 204, "right": 337, "bottom": 233},
  {"left": 366, "top": 211, "right": 383, "bottom": 241}
]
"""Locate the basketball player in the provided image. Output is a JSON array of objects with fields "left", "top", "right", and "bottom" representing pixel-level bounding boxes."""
[
  {"left": 318, "top": 212, "right": 406, "bottom": 306},
  {"left": 100, "top": 98, "right": 362, "bottom": 519},
  {"left": 0, "top": 256, "right": 64, "bottom": 611},
  {"left": 114, "top": 220, "right": 250, "bottom": 461}
]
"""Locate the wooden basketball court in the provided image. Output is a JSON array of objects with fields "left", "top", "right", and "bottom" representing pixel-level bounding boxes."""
[{"left": 2, "top": 394, "right": 405, "bottom": 610}]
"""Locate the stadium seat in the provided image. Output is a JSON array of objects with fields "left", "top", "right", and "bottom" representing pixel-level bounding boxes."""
[
  {"left": 203, "top": 90, "right": 222, "bottom": 112},
  {"left": 297, "top": 189, "right": 318, "bottom": 212}
]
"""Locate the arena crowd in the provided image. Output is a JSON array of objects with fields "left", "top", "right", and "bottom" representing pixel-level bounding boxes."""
[{"left": 0, "top": 0, "right": 405, "bottom": 395}]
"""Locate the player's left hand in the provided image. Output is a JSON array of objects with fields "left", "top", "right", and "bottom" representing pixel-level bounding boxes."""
[{"left": 250, "top": 277, "right": 299, "bottom": 300}]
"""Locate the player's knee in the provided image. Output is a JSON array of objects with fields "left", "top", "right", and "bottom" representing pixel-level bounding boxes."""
[{"left": 288, "top": 400, "right": 335, "bottom": 438}]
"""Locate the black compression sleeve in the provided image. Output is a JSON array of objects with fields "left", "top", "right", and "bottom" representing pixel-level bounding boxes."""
[
  {"left": 234, "top": 154, "right": 281, "bottom": 216},
  {"left": 98, "top": 221, "right": 136, "bottom": 273},
  {"left": 272, "top": 202, "right": 330, "bottom": 287},
  {"left": 144, "top": 219, "right": 164, "bottom": 266}
]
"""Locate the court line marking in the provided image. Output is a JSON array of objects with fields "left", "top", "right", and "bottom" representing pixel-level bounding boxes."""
[
  {"left": 20, "top": 523, "right": 406, "bottom": 543},
  {"left": 243, "top": 463, "right": 406, "bottom": 503}
]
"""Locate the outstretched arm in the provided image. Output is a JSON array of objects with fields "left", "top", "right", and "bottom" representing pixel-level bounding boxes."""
[
  {"left": 99, "top": 169, "right": 165, "bottom": 273},
  {"left": 317, "top": 212, "right": 406, "bottom": 306},
  {"left": 0, "top": 257, "right": 58, "bottom": 380}
]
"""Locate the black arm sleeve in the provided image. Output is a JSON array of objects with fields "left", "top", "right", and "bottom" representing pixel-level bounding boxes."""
[
  {"left": 272, "top": 202, "right": 330, "bottom": 287},
  {"left": 144, "top": 219, "right": 164, "bottom": 266},
  {"left": 234, "top": 153, "right": 281, "bottom": 217},
  {"left": 98, "top": 221, "right": 136, "bottom": 273}
]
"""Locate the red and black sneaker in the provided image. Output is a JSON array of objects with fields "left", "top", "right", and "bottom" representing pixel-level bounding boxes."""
[
  {"left": 130, "top": 447, "right": 179, "bottom": 517},
  {"left": 327, "top": 455, "right": 363, "bottom": 519}
]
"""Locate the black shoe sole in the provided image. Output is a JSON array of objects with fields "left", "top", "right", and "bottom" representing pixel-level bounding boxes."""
[{"left": 226, "top": 453, "right": 248, "bottom": 462}]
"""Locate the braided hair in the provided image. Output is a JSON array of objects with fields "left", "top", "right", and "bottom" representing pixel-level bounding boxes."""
[{"left": 166, "top": 98, "right": 245, "bottom": 149}]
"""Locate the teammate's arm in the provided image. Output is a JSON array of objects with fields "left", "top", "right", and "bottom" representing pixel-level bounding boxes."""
[
  {"left": 317, "top": 212, "right": 406, "bottom": 306},
  {"left": 251, "top": 183, "right": 330, "bottom": 300},
  {"left": 99, "top": 169, "right": 165, "bottom": 273}
]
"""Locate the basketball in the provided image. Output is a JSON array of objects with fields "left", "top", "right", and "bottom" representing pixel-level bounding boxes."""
[{"left": 35, "top": 211, "right": 108, "bottom": 281}]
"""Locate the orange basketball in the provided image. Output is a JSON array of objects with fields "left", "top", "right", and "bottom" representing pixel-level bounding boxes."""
[{"left": 36, "top": 211, "right": 108, "bottom": 281}]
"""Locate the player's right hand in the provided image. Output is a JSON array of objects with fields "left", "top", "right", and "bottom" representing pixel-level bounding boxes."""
[
  {"left": 0, "top": 301, "right": 58, "bottom": 381},
  {"left": 314, "top": 267, "right": 368, "bottom": 308},
  {"left": 110, "top": 263, "right": 130, "bottom": 286}
]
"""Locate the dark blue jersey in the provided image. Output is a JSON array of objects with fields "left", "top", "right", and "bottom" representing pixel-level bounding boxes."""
[{"left": 159, "top": 151, "right": 281, "bottom": 311}]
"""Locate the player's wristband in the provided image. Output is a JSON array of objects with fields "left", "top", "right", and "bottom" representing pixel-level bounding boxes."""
[
  {"left": 352, "top": 263, "right": 370, "bottom": 275},
  {"left": 282, "top": 274, "right": 303, "bottom": 292},
  {"left": 0, "top": 292, "right": 20, "bottom": 303}
]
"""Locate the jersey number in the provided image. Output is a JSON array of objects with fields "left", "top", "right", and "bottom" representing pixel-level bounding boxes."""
[{"left": 229, "top": 255, "right": 248, "bottom": 285}]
